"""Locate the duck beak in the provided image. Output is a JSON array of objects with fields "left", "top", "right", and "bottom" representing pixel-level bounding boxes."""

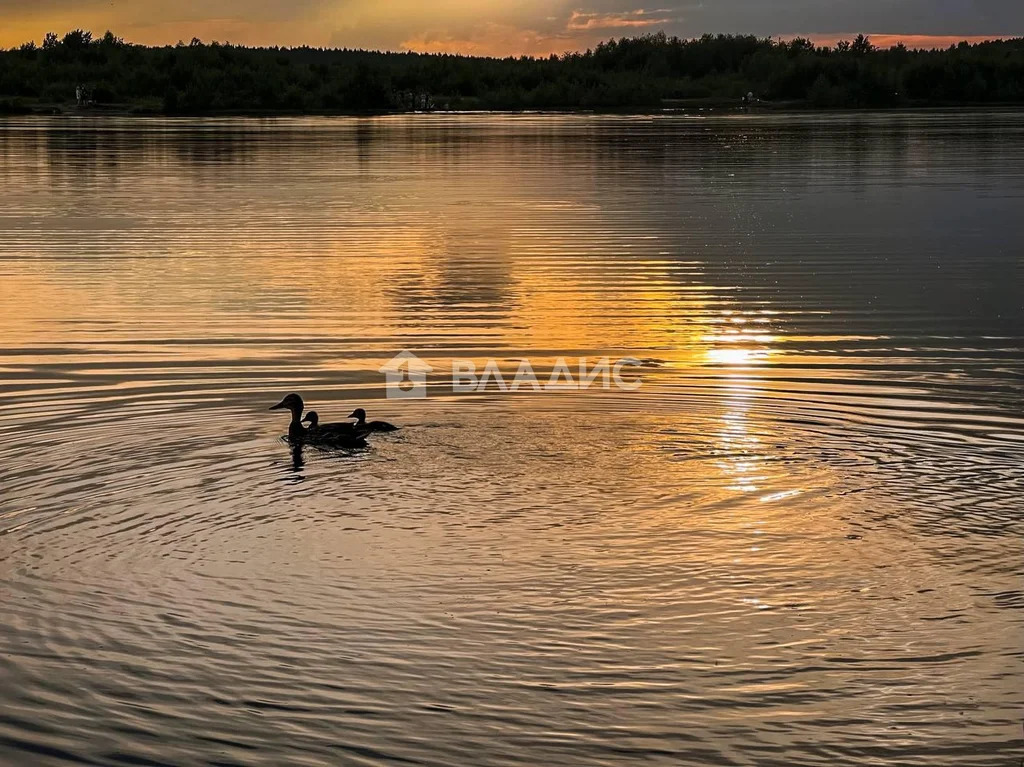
[
  {"left": 269, "top": 399, "right": 289, "bottom": 411},
  {"left": 347, "top": 410, "right": 358, "bottom": 418}
]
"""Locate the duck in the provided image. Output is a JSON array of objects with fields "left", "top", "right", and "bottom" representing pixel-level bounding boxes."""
[
  {"left": 269, "top": 393, "right": 368, "bottom": 447},
  {"left": 348, "top": 407, "right": 399, "bottom": 432},
  {"left": 302, "top": 411, "right": 370, "bottom": 446},
  {"left": 269, "top": 392, "right": 309, "bottom": 441}
]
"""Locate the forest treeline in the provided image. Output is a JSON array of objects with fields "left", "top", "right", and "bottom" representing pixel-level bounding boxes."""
[{"left": 2, "top": 30, "right": 1023, "bottom": 114}]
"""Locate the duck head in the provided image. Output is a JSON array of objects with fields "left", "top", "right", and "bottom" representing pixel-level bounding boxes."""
[
  {"left": 301, "top": 411, "right": 320, "bottom": 427},
  {"left": 348, "top": 408, "right": 367, "bottom": 423},
  {"left": 270, "top": 393, "right": 304, "bottom": 418}
]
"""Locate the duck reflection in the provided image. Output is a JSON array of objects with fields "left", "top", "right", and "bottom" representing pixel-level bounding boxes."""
[{"left": 289, "top": 440, "right": 306, "bottom": 474}]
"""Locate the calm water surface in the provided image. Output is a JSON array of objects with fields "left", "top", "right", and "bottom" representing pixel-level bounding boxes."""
[{"left": 0, "top": 113, "right": 1022, "bottom": 766}]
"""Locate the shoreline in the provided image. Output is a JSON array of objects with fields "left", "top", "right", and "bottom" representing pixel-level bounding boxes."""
[{"left": 3, "top": 101, "right": 1023, "bottom": 119}]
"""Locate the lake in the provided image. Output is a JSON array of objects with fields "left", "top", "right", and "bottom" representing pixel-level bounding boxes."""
[{"left": 0, "top": 112, "right": 1022, "bottom": 766}]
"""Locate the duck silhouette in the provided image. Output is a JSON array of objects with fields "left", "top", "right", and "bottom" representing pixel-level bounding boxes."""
[
  {"left": 348, "top": 408, "right": 399, "bottom": 432},
  {"left": 270, "top": 394, "right": 368, "bottom": 447},
  {"left": 269, "top": 392, "right": 308, "bottom": 440},
  {"left": 302, "top": 411, "right": 370, "bottom": 446}
]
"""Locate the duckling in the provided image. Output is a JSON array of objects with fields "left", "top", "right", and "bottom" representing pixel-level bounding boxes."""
[
  {"left": 348, "top": 407, "right": 399, "bottom": 432},
  {"left": 301, "top": 411, "right": 369, "bottom": 445}
]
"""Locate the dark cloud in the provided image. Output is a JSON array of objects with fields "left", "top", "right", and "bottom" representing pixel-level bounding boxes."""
[{"left": 671, "top": 0, "right": 1024, "bottom": 36}]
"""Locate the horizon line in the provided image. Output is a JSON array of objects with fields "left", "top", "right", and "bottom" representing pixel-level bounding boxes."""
[{"left": 5, "top": 29, "right": 1020, "bottom": 58}]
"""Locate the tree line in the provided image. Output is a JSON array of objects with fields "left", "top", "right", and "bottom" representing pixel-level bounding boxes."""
[{"left": 1, "top": 30, "right": 1023, "bottom": 114}]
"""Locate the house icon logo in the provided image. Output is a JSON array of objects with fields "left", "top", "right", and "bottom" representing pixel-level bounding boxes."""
[{"left": 379, "top": 350, "right": 433, "bottom": 399}]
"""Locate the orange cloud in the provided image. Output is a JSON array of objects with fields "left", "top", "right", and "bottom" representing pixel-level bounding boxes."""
[
  {"left": 400, "top": 8, "right": 679, "bottom": 56},
  {"left": 400, "top": 22, "right": 583, "bottom": 57},
  {"left": 567, "top": 9, "right": 675, "bottom": 30}
]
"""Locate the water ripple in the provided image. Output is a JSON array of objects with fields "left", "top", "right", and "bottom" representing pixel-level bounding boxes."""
[{"left": 0, "top": 112, "right": 1022, "bottom": 766}]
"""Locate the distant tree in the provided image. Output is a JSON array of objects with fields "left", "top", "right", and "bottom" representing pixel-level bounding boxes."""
[
  {"left": 3, "top": 29, "right": 1024, "bottom": 113},
  {"left": 851, "top": 34, "right": 874, "bottom": 55},
  {"left": 788, "top": 37, "right": 815, "bottom": 56},
  {"left": 61, "top": 29, "right": 92, "bottom": 48},
  {"left": 808, "top": 72, "right": 843, "bottom": 106}
]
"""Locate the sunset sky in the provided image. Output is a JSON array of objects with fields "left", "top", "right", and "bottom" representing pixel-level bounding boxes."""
[{"left": 2, "top": 0, "right": 1022, "bottom": 56}]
